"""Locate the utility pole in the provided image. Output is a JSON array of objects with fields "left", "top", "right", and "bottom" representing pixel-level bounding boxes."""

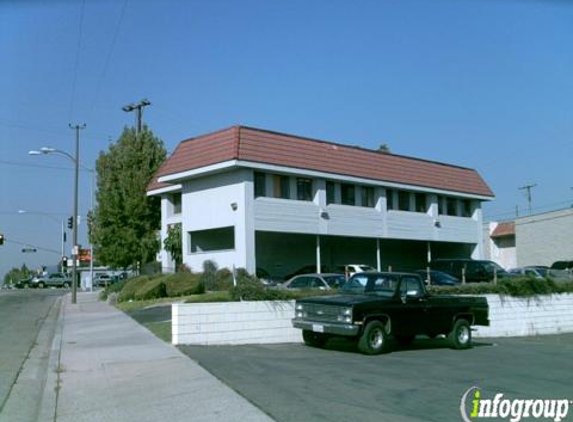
[
  {"left": 122, "top": 99, "right": 151, "bottom": 135},
  {"left": 519, "top": 184, "right": 537, "bottom": 215},
  {"left": 69, "top": 123, "right": 85, "bottom": 304}
]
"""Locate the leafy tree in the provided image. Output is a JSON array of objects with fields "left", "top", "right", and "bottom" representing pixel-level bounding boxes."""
[
  {"left": 3, "top": 264, "right": 32, "bottom": 285},
  {"left": 377, "top": 143, "right": 391, "bottom": 153},
  {"left": 91, "top": 126, "right": 166, "bottom": 269},
  {"left": 163, "top": 223, "right": 182, "bottom": 268}
]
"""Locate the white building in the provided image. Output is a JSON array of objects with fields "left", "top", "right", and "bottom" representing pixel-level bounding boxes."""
[{"left": 147, "top": 126, "right": 494, "bottom": 278}]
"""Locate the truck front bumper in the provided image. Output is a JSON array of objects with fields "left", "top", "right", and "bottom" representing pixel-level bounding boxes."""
[{"left": 292, "top": 319, "right": 360, "bottom": 336}]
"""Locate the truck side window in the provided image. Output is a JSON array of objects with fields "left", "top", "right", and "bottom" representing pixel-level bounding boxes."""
[{"left": 400, "top": 277, "right": 422, "bottom": 297}]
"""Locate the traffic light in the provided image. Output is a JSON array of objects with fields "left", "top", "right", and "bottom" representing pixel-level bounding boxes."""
[
  {"left": 0, "top": 233, "right": 4, "bottom": 245},
  {"left": 67, "top": 216, "right": 74, "bottom": 229}
]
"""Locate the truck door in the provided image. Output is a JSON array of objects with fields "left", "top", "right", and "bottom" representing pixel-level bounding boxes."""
[{"left": 395, "top": 276, "right": 428, "bottom": 335}]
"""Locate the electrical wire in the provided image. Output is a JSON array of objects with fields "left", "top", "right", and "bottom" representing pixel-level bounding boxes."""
[
  {"left": 68, "top": 0, "right": 86, "bottom": 123},
  {"left": 4, "top": 239, "right": 61, "bottom": 255}
]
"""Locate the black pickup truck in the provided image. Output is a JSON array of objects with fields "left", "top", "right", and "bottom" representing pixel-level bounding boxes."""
[{"left": 292, "top": 272, "right": 489, "bottom": 355}]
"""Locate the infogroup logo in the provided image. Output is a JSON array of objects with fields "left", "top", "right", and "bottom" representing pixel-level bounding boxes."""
[{"left": 460, "top": 387, "right": 571, "bottom": 422}]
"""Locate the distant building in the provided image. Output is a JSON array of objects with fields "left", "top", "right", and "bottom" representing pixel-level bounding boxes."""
[
  {"left": 485, "top": 207, "right": 573, "bottom": 268},
  {"left": 147, "top": 126, "right": 494, "bottom": 277}
]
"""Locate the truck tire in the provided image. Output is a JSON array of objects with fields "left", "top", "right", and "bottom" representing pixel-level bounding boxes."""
[
  {"left": 448, "top": 319, "right": 472, "bottom": 349},
  {"left": 302, "top": 330, "right": 328, "bottom": 348},
  {"left": 358, "top": 321, "right": 389, "bottom": 355}
]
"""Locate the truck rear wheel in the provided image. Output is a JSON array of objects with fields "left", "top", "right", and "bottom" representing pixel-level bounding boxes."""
[
  {"left": 302, "top": 330, "right": 328, "bottom": 348},
  {"left": 448, "top": 319, "right": 472, "bottom": 349},
  {"left": 358, "top": 321, "right": 389, "bottom": 355}
]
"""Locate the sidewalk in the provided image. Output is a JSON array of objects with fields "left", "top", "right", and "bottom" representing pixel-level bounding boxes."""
[{"left": 43, "top": 292, "right": 274, "bottom": 422}]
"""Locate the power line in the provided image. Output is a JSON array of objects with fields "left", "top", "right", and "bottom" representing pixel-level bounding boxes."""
[
  {"left": 4, "top": 239, "right": 61, "bottom": 255},
  {"left": 87, "top": 0, "right": 129, "bottom": 120},
  {"left": 518, "top": 183, "right": 537, "bottom": 215},
  {"left": 68, "top": 0, "right": 86, "bottom": 122}
]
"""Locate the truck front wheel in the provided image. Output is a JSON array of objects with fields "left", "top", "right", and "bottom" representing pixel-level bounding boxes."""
[
  {"left": 358, "top": 321, "right": 389, "bottom": 355},
  {"left": 448, "top": 319, "right": 472, "bottom": 349},
  {"left": 302, "top": 330, "right": 328, "bottom": 348}
]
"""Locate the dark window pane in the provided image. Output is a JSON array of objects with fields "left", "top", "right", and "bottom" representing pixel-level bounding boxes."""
[
  {"left": 447, "top": 197, "right": 458, "bottom": 216},
  {"left": 398, "top": 191, "right": 410, "bottom": 211},
  {"left": 296, "top": 178, "right": 313, "bottom": 201},
  {"left": 387, "top": 189, "right": 395, "bottom": 210},
  {"left": 438, "top": 196, "right": 445, "bottom": 215},
  {"left": 461, "top": 199, "right": 472, "bottom": 217},
  {"left": 341, "top": 183, "right": 355, "bottom": 205},
  {"left": 415, "top": 193, "right": 426, "bottom": 213},
  {"left": 254, "top": 172, "right": 266, "bottom": 198},
  {"left": 172, "top": 193, "right": 182, "bottom": 214},
  {"left": 273, "top": 175, "right": 290, "bottom": 199},
  {"left": 361, "top": 186, "right": 374, "bottom": 207},
  {"left": 190, "top": 226, "right": 235, "bottom": 253},
  {"left": 326, "top": 181, "right": 335, "bottom": 205}
]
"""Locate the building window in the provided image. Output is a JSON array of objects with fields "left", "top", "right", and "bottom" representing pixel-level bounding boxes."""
[
  {"left": 438, "top": 196, "right": 445, "bottom": 215},
  {"left": 326, "top": 181, "right": 335, "bottom": 205},
  {"left": 447, "top": 197, "right": 458, "bottom": 216},
  {"left": 341, "top": 183, "right": 355, "bottom": 206},
  {"left": 415, "top": 193, "right": 427, "bottom": 213},
  {"left": 386, "top": 189, "right": 395, "bottom": 210},
  {"left": 171, "top": 192, "right": 182, "bottom": 214},
  {"left": 273, "top": 175, "right": 290, "bottom": 199},
  {"left": 398, "top": 190, "right": 410, "bottom": 211},
  {"left": 254, "top": 172, "right": 266, "bottom": 198},
  {"left": 189, "top": 226, "right": 235, "bottom": 253},
  {"left": 361, "top": 186, "right": 375, "bottom": 207},
  {"left": 461, "top": 199, "right": 472, "bottom": 217},
  {"left": 296, "top": 178, "right": 313, "bottom": 201}
]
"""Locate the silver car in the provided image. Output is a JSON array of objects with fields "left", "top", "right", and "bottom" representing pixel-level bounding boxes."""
[
  {"left": 31, "top": 273, "right": 73, "bottom": 288},
  {"left": 281, "top": 273, "right": 346, "bottom": 290}
]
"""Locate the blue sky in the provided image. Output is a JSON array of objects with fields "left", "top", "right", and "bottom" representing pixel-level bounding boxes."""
[{"left": 1, "top": 0, "right": 572, "bottom": 279}]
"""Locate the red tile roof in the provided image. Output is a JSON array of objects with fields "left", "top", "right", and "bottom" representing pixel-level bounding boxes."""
[
  {"left": 491, "top": 222, "right": 515, "bottom": 238},
  {"left": 147, "top": 126, "right": 494, "bottom": 197}
]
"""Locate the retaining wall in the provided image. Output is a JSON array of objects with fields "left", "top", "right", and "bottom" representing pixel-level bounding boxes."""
[{"left": 172, "top": 294, "right": 573, "bottom": 345}]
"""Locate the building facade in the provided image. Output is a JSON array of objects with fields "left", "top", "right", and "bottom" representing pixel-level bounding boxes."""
[{"left": 147, "top": 126, "right": 494, "bottom": 278}]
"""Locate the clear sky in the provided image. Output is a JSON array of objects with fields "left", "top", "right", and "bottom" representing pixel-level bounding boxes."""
[{"left": 1, "top": 0, "right": 572, "bottom": 280}]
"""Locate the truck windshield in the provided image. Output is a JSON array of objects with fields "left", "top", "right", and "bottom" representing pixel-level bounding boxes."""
[{"left": 341, "top": 274, "right": 399, "bottom": 297}]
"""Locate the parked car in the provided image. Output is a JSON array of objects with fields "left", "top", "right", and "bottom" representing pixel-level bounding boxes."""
[
  {"left": 281, "top": 273, "right": 346, "bottom": 290},
  {"left": 508, "top": 267, "right": 544, "bottom": 279},
  {"left": 292, "top": 271, "right": 489, "bottom": 354},
  {"left": 335, "top": 264, "right": 376, "bottom": 276},
  {"left": 94, "top": 273, "right": 119, "bottom": 287},
  {"left": 550, "top": 261, "right": 573, "bottom": 271},
  {"left": 414, "top": 270, "right": 460, "bottom": 286},
  {"left": 524, "top": 266, "right": 550, "bottom": 277},
  {"left": 283, "top": 265, "right": 333, "bottom": 281},
  {"left": 30, "top": 273, "right": 73, "bottom": 289},
  {"left": 430, "top": 259, "right": 511, "bottom": 283},
  {"left": 15, "top": 278, "right": 32, "bottom": 289}
]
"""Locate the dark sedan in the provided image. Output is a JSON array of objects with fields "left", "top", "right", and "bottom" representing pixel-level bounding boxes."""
[{"left": 415, "top": 270, "right": 460, "bottom": 286}]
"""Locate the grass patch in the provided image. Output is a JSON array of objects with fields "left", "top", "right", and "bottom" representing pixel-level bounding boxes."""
[{"left": 144, "top": 321, "right": 172, "bottom": 343}]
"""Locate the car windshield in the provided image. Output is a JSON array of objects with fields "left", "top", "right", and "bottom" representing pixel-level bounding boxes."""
[{"left": 482, "top": 261, "right": 506, "bottom": 273}]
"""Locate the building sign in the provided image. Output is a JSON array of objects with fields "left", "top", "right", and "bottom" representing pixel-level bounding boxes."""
[{"left": 79, "top": 248, "right": 92, "bottom": 262}]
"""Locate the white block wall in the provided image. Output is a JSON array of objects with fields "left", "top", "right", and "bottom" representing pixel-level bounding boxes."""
[
  {"left": 473, "top": 293, "right": 573, "bottom": 338},
  {"left": 173, "top": 294, "right": 573, "bottom": 345},
  {"left": 172, "top": 301, "right": 300, "bottom": 345}
]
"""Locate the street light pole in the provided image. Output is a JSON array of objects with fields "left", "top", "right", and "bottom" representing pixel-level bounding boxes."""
[
  {"left": 122, "top": 99, "right": 151, "bottom": 135},
  {"left": 70, "top": 123, "right": 85, "bottom": 304}
]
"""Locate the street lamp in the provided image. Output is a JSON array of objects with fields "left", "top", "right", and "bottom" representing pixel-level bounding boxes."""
[
  {"left": 29, "top": 123, "right": 84, "bottom": 304},
  {"left": 18, "top": 210, "right": 65, "bottom": 258}
]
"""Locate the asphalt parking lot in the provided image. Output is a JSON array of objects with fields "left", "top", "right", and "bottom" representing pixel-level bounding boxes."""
[{"left": 180, "top": 334, "right": 573, "bottom": 422}]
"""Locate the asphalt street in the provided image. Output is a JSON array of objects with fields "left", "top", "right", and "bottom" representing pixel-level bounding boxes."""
[
  {"left": 180, "top": 334, "right": 573, "bottom": 422},
  {"left": 0, "top": 289, "right": 64, "bottom": 420}
]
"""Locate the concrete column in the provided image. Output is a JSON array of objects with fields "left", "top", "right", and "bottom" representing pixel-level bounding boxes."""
[
  {"left": 316, "top": 235, "right": 321, "bottom": 273},
  {"left": 376, "top": 238, "right": 381, "bottom": 271}
]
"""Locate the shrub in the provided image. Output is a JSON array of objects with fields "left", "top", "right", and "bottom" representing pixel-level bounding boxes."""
[
  {"left": 213, "top": 268, "right": 233, "bottom": 291},
  {"left": 134, "top": 278, "right": 167, "bottom": 301},
  {"left": 200, "top": 260, "right": 218, "bottom": 288},
  {"left": 164, "top": 272, "right": 205, "bottom": 297},
  {"left": 99, "top": 278, "right": 128, "bottom": 301},
  {"left": 428, "top": 277, "right": 573, "bottom": 297},
  {"left": 117, "top": 276, "right": 152, "bottom": 302},
  {"left": 230, "top": 276, "right": 333, "bottom": 301}
]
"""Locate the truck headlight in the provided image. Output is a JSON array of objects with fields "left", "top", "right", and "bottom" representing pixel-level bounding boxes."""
[
  {"left": 295, "top": 303, "right": 304, "bottom": 311},
  {"left": 337, "top": 315, "right": 352, "bottom": 323},
  {"left": 342, "top": 308, "right": 352, "bottom": 316}
]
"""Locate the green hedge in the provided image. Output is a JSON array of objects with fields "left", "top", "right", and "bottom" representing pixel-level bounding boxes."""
[
  {"left": 229, "top": 276, "right": 332, "bottom": 301},
  {"left": 428, "top": 277, "right": 573, "bottom": 297},
  {"left": 164, "top": 272, "right": 205, "bottom": 297},
  {"left": 134, "top": 278, "right": 167, "bottom": 301},
  {"left": 117, "top": 276, "right": 155, "bottom": 302}
]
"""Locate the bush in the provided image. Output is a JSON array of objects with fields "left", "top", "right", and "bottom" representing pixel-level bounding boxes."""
[
  {"left": 213, "top": 268, "right": 233, "bottom": 291},
  {"left": 99, "top": 278, "right": 128, "bottom": 301},
  {"left": 428, "top": 277, "right": 573, "bottom": 297},
  {"left": 164, "top": 272, "right": 205, "bottom": 297},
  {"left": 229, "top": 276, "right": 332, "bottom": 301},
  {"left": 117, "top": 276, "right": 152, "bottom": 302},
  {"left": 200, "top": 260, "right": 218, "bottom": 288},
  {"left": 134, "top": 278, "right": 167, "bottom": 301}
]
